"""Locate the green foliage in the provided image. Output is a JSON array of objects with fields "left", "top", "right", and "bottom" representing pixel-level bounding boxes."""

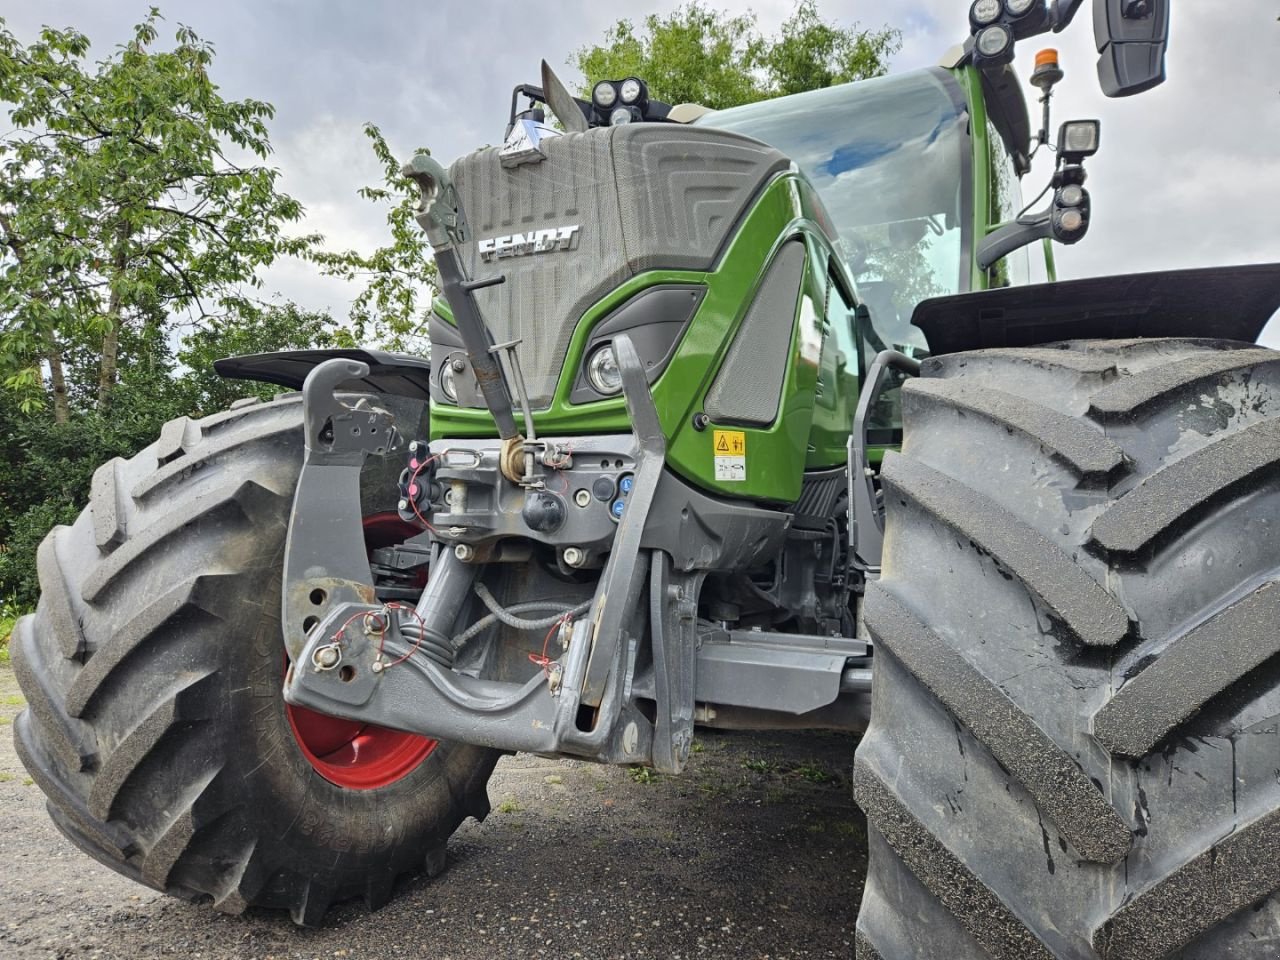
[
  {"left": 0, "top": 9, "right": 317, "bottom": 416},
  {"left": 312, "top": 124, "right": 437, "bottom": 351},
  {"left": 173, "top": 300, "right": 337, "bottom": 415},
  {"left": 0, "top": 299, "right": 332, "bottom": 605},
  {"left": 572, "top": 1, "right": 901, "bottom": 110}
]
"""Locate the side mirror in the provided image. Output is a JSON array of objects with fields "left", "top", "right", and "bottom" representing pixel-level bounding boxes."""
[{"left": 1093, "top": 0, "right": 1169, "bottom": 97}]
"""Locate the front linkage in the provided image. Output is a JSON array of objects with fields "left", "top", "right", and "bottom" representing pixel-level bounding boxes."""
[{"left": 279, "top": 148, "right": 871, "bottom": 773}]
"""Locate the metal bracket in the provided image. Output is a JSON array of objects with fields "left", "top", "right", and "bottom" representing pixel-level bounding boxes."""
[
  {"left": 649, "top": 553, "right": 702, "bottom": 773},
  {"left": 281, "top": 358, "right": 399, "bottom": 661},
  {"left": 849, "top": 350, "right": 921, "bottom": 576},
  {"left": 580, "top": 334, "right": 667, "bottom": 706}
]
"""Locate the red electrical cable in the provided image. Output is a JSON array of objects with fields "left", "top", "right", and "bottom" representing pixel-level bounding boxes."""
[
  {"left": 377, "top": 601, "right": 429, "bottom": 668},
  {"left": 528, "top": 613, "right": 572, "bottom": 676}
]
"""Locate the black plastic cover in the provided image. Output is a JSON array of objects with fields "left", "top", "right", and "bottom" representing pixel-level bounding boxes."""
[
  {"left": 214, "top": 348, "right": 433, "bottom": 399},
  {"left": 912, "top": 264, "right": 1280, "bottom": 357}
]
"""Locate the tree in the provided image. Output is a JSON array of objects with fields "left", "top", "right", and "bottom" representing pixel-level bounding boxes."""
[
  {"left": 0, "top": 9, "right": 316, "bottom": 420},
  {"left": 313, "top": 123, "right": 438, "bottom": 352},
  {"left": 572, "top": 1, "right": 901, "bottom": 110}
]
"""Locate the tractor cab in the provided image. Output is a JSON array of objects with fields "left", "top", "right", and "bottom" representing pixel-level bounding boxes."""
[{"left": 700, "top": 67, "right": 976, "bottom": 360}]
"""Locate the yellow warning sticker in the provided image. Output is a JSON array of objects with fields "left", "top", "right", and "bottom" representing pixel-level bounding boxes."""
[
  {"left": 713, "top": 430, "right": 747, "bottom": 482},
  {"left": 713, "top": 430, "right": 746, "bottom": 455}
]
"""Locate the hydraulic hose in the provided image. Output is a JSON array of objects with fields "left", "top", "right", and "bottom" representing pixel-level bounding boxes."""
[{"left": 453, "top": 583, "right": 592, "bottom": 648}]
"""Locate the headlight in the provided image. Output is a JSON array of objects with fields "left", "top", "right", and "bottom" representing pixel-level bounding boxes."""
[
  {"left": 586, "top": 344, "right": 623, "bottom": 395},
  {"left": 439, "top": 361, "right": 458, "bottom": 401},
  {"left": 1056, "top": 208, "right": 1085, "bottom": 233},
  {"left": 970, "top": 0, "right": 1002, "bottom": 26},
  {"left": 1057, "top": 120, "right": 1101, "bottom": 162},
  {"left": 609, "top": 106, "right": 634, "bottom": 126},
  {"left": 619, "top": 77, "right": 645, "bottom": 105},
  {"left": 975, "top": 24, "right": 1013, "bottom": 58},
  {"left": 1004, "top": 0, "right": 1036, "bottom": 15},
  {"left": 1057, "top": 183, "right": 1084, "bottom": 207},
  {"left": 592, "top": 81, "right": 617, "bottom": 109}
]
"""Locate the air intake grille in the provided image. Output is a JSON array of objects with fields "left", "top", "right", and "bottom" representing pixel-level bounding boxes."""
[{"left": 704, "top": 240, "right": 806, "bottom": 426}]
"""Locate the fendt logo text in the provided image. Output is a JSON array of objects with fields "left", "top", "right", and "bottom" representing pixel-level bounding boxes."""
[{"left": 478, "top": 224, "right": 580, "bottom": 261}]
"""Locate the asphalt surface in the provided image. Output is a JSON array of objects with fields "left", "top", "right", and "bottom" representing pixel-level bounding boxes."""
[{"left": 0, "top": 665, "right": 867, "bottom": 959}]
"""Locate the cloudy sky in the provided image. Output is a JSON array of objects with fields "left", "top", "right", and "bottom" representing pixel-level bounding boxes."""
[{"left": 8, "top": 1, "right": 1280, "bottom": 339}]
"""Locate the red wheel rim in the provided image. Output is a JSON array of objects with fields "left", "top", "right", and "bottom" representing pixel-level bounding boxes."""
[{"left": 285, "top": 513, "right": 438, "bottom": 790}]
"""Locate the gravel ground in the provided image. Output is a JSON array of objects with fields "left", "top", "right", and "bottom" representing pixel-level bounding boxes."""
[{"left": 0, "top": 664, "right": 867, "bottom": 959}]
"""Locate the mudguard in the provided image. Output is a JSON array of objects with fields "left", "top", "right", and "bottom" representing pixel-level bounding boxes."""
[
  {"left": 913, "top": 263, "right": 1280, "bottom": 356},
  {"left": 214, "top": 348, "right": 432, "bottom": 399}
]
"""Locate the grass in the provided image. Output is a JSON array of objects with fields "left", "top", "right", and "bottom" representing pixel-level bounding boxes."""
[
  {"left": 628, "top": 766, "right": 658, "bottom": 784},
  {"left": 0, "top": 609, "right": 15, "bottom": 664},
  {"left": 1, "top": 694, "right": 24, "bottom": 707},
  {"left": 496, "top": 798, "right": 524, "bottom": 814},
  {"left": 792, "top": 763, "right": 837, "bottom": 785},
  {"left": 741, "top": 757, "right": 775, "bottom": 774}
]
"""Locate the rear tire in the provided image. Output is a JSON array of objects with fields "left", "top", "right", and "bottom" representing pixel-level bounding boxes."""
[
  {"left": 13, "top": 395, "right": 498, "bottom": 925},
  {"left": 855, "top": 339, "right": 1280, "bottom": 958}
]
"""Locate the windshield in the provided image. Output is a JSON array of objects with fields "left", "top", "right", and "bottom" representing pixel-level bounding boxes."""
[{"left": 701, "top": 68, "right": 970, "bottom": 355}]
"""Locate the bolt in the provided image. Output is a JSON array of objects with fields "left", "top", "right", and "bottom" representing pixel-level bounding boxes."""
[
  {"left": 398, "top": 498, "right": 410, "bottom": 512},
  {"left": 455, "top": 543, "right": 475, "bottom": 562},
  {"left": 371, "top": 660, "right": 385, "bottom": 674},
  {"left": 547, "top": 662, "right": 564, "bottom": 695},
  {"left": 691, "top": 412, "right": 709, "bottom": 431},
  {"left": 311, "top": 644, "right": 342, "bottom": 671},
  {"left": 562, "top": 546, "right": 584, "bottom": 567},
  {"left": 451, "top": 357, "right": 466, "bottom": 372},
  {"left": 408, "top": 440, "right": 421, "bottom": 455},
  {"left": 574, "top": 488, "right": 591, "bottom": 508}
]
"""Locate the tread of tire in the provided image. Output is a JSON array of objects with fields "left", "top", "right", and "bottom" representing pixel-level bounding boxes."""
[
  {"left": 1087, "top": 348, "right": 1280, "bottom": 420},
  {"left": 880, "top": 452, "right": 1130, "bottom": 647},
  {"left": 853, "top": 761, "right": 1054, "bottom": 960},
  {"left": 1091, "top": 579, "right": 1280, "bottom": 758},
  {"left": 80, "top": 478, "right": 285, "bottom": 604},
  {"left": 865, "top": 583, "right": 1131, "bottom": 863},
  {"left": 1088, "top": 417, "right": 1280, "bottom": 555},
  {"left": 11, "top": 615, "right": 97, "bottom": 772},
  {"left": 36, "top": 530, "right": 89, "bottom": 660},
  {"left": 857, "top": 338, "right": 1280, "bottom": 959},
  {"left": 13, "top": 396, "right": 497, "bottom": 925},
  {"left": 902, "top": 378, "right": 1126, "bottom": 482},
  {"left": 925, "top": 346, "right": 1119, "bottom": 376},
  {"left": 1094, "top": 804, "right": 1280, "bottom": 959}
]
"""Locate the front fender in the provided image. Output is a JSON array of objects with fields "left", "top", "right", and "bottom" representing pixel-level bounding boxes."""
[
  {"left": 214, "top": 348, "right": 433, "bottom": 399},
  {"left": 912, "top": 263, "right": 1280, "bottom": 356}
]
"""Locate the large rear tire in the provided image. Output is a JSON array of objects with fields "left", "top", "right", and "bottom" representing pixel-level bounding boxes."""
[
  {"left": 855, "top": 339, "right": 1280, "bottom": 958},
  {"left": 12, "top": 395, "right": 498, "bottom": 925}
]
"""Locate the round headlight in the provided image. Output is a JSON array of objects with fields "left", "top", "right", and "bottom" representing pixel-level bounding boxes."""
[
  {"left": 592, "top": 81, "right": 617, "bottom": 109},
  {"left": 609, "top": 106, "right": 634, "bottom": 126},
  {"left": 971, "top": 0, "right": 1002, "bottom": 25},
  {"left": 1005, "top": 0, "right": 1036, "bottom": 16},
  {"left": 619, "top": 77, "right": 644, "bottom": 105},
  {"left": 1056, "top": 208, "right": 1086, "bottom": 233},
  {"left": 439, "top": 363, "right": 458, "bottom": 401},
  {"left": 1057, "top": 184, "right": 1085, "bottom": 207},
  {"left": 587, "top": 344, "right": 623, "bottom": 395},
  {"left": 975, "top": 24, "right": 1013, "bottom": 58}
]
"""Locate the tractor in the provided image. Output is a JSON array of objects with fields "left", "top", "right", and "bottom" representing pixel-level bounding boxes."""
[{"left": 14, "top": 0, "right": 1280, "bottom": 955}]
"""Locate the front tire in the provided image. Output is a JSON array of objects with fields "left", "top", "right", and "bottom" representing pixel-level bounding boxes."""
[
  {"left": 13, "top": 395, "right": 497, "bottom": 925},
  {"left": 855, "top": 339, "right": 1280, "bottom": 958}
]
